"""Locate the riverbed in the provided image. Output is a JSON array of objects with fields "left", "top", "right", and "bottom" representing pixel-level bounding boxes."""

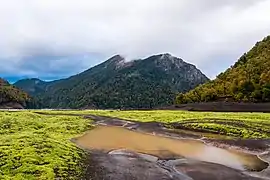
[{"left": 72, "top": 115, "right": 270, "bottom": 180}]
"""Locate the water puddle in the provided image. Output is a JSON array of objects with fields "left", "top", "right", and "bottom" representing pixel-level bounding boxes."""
[{"left": 74, "top": 126, "right": 268, "bottom": 171}]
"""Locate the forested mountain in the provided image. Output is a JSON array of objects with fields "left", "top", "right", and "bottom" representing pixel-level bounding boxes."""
[
  {"left": 176, "top": 36, "right": 270, "bottom": 104},
  {"left": 0, "top": 78, "right": 30, "bottom": 108},
  {"left": 15, "top": 54, "right": 208, "bottom": 109},
  {"left": 14, "top": 78, "right": 48, "bottom": 95}
]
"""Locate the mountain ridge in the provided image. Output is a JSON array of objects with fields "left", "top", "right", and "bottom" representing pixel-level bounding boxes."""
[{"left": 15, "top": 53, "right": 209, "bottom": 109}]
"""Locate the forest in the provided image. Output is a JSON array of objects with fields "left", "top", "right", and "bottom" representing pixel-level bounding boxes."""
[{"left": 176, "top": 36, "right": 270, "bottom": 104}]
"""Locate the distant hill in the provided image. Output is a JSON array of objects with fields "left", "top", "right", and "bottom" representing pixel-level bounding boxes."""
[
  {"left": 0, "top": 78, "right": 30, "bottom": 109},
  {"left": 14, "top": 78, "right": 48, "bottom": 95},
  {"left": 15, "top": 53, "right": 209, "bottom": 109},
  {"left": 176, "top": 36, "right": 270, "bottom": 104}
]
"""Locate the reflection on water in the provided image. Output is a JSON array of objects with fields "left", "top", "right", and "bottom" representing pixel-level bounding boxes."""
[{"left": 75, "top": 126, "right": 267, "bottom": 171}]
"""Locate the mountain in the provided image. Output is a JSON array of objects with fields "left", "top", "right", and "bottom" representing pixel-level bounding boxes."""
[
  {"left": 176, "top": 36, "right": 270, "bottom": 104},
  {"left": 14, "top": 78, "right": 48, "bottom": 95},
  {"left": 0, "top": 78, "right": 30, "bottom": 108},
  {"left": 15, "top": 53, "right": 209, "bottom": 109}
]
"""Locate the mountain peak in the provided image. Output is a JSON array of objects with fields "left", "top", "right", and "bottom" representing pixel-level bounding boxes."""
[
  {"left": 15, "top": 78, "right": 44, "bottom": 85},
  {"left": 144, "top": 53, "right": 186, "bottom": 71},
  {"left": 159, "top": 53, "right": 174, "bottom": 59},
  {"left": 107, "top": 55, "right": 125, "bottom": 63},
  {"left": 104, "top": 55, "right": 128, "bottom": 69},
  {"left": 159, "top": 53, "right": 184, "bottom": 62}
]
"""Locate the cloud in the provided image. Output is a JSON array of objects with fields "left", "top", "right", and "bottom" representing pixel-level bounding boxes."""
[{"left": 0, "top": 0, "right": 270, "bottom": 79}]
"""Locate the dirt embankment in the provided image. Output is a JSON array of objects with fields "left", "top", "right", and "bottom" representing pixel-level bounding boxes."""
[
  {"left": 161, "top": 102, "right": 270, "bottom": 112},
  {"left": 0, "top": 102, "right": 24, "bottom": 109}
]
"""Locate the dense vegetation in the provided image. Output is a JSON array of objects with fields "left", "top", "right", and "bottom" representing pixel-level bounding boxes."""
[
  {"left": 39, "top": 110, "right": 270, "bottom": 139},
  {"left": 0, "top": 78, "right": 30, "bottom": 108},
  {"left": 176, "top": 36, "right": 270, "bottom": 104},
  {"left": 15, "top": 54, "right": 208, "bottom": 109},
  {"left": 0, "top": 111, "right": 91, "bottom": 179}
]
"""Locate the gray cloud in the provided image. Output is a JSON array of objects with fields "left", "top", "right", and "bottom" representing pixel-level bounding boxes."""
[{"left": 0, "top": 0, "right": 270, "bottom": 79}]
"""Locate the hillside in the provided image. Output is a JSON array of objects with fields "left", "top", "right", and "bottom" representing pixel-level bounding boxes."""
[
  {"left": 15, "top": 54, "right": 208, "bottom": 109},
  {"left": 0, "top": 78, "right": 30, "bottom": 108},
  {"left": 14, "top": 78, "right": 48, "bottom": 95},
  {"left": 176, "top": 36, "right": 270, "bottom": 104}
]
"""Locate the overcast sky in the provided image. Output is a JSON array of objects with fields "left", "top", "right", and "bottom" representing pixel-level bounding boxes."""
[{"left": 1, "top": 0, "right": 270, "bottom": 82}]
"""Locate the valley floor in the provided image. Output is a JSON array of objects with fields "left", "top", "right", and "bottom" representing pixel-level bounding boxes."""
[{"left": 1, "top": 110, "right": 270, "bottom": 179}]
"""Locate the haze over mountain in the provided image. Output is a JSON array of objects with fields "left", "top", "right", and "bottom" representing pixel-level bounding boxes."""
[
  {"left": 176, "top": 36, "right": 270, "bottom": 104},
  {"left": 15, "top": 54, "right": 208, "bottom": 109}
]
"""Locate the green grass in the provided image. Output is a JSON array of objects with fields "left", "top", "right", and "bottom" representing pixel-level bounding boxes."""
[
  {"left": 37, "top": 110, "right": 270, "bottom": 139},
  {"left": 0, "top": 111, "right": 92, "bottom": 180},
  {"left": 36, "top": 110, "right": 270, "bottom": 122}
]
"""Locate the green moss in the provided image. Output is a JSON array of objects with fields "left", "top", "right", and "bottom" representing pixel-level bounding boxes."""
[{"left": 0, "top": 111, "right": 91, "bottom": 179}]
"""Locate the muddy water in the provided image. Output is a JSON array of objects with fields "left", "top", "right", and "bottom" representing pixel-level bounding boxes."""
[{"left": 75, "top": 126, "right": 268, "bottom": 171}]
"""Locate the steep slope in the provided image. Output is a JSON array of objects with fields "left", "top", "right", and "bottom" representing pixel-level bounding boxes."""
[
  {"left": 15, "top": 54, "right": 209, "bottom": 109},
  {"left": 176, "top": 36, "right": 270, "bottom": 104},
  {"left": 0, "top": 78, "right": 30, "bottom": 108}
]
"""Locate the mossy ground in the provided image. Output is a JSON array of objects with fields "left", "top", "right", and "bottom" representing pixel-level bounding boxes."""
[{"left": 0, "top": 111, "right": 91, "bottom": 180}]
